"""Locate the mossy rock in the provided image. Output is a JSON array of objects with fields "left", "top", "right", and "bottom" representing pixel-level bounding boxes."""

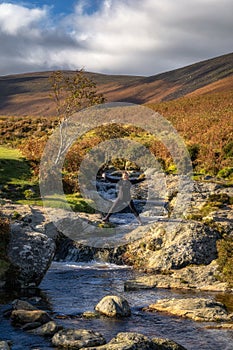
[{"left": 217, "top": 236, "right": 233, "bottom": 287}]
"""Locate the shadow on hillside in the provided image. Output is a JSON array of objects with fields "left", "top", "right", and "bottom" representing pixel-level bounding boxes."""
[{"left": 0, "top": 75, "right": 50, "bottom": 110}]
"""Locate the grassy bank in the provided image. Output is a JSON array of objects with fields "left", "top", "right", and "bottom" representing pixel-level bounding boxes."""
[
  {"left": 0, "top": 146, "right": 32, "bottom": 184},
  {"left": 0, "top": 145, "right": 94, "bottom": 213},
  {"left": 0, "top": 146, "right": 37, "bottom": 203}
]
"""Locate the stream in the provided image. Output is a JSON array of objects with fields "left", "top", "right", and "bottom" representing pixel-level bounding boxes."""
[{"left": 1, "top": 261, "right": 233, "bottom": 350}]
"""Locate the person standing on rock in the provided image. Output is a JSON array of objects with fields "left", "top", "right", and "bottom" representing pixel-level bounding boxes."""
[{"left": 102, "top": 171, "right": 142, "bottom": 224}]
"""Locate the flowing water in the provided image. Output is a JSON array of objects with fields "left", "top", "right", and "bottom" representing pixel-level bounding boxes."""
[{"left": 1, "top": 261, "right": 233, "bottom": 350}]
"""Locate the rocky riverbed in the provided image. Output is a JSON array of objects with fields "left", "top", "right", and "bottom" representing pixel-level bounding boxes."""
[
  {"left": 0, "top": 176, "right": 233, "bottom": 348},
  {"left": 1, "top": 295, "right": 190, "bottom": 350},
  {"left": 1, "top": 176, "right": 233, "bottom": 290}
]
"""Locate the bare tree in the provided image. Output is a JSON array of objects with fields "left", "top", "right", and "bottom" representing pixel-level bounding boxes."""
[{"left": 49, "top": 70, "right": 105, "bottom": 164}]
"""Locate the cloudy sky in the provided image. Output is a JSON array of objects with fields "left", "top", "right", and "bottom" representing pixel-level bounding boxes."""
[{"left": 0, "top": 0, "right": 232, "bottom": 76}]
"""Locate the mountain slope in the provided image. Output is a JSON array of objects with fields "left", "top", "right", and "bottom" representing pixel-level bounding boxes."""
[
  {"left": 100, "top": 52, "right": 233, "bottom": 103},
  {"left": 0, "top": 52, "right": 232, "bottom": 116}
]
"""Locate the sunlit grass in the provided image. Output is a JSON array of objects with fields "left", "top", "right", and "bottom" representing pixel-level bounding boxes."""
[
  {"left": 0, "top": 146, "right": 32, "bottom": 185},
  {"left": 16, "top": 193, "right": 95, "bottom": 213}
]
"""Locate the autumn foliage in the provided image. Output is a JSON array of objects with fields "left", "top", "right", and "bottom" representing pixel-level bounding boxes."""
[
  {"left": 0, "top": 88, "right": 232, "bottom": 191},
  {"left": 147, "top": 90, "right": 233, "bottom": 176}
]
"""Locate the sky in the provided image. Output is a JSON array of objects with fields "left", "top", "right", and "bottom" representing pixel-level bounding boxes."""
[{"left": 0, "top": 0, "right": 232, "bottom": 76}]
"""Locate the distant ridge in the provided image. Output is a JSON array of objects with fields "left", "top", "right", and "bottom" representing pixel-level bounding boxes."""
[{"left": 0, "top": 52, "right": 232, "bottom": 116}]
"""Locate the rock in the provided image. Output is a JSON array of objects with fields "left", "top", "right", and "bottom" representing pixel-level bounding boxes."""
[
  {"left": 152, "top": 338, "right": 187, "bottom": 350},
  {"left": 147, "top": 297, "right": 233, "bottom": 322},
  {"left": 12, "top": 299, "right": 38, "bottom": 311},
  {"left": 80, "top": 332, "right": 157, "bottom": 349},
  {"left": 0, "top": 341, "right": 11, "bottom": 350},
  {"left": 82, "top": 311, "right": 100, "bottom": 319},
  {"left": 205, "top": 323, "right": 233, "bottom": 329},
  {"left": 123, "top": 220, "right": 219, "bottom": 270},
  {"left": 95, "top": 295, "right": 131, "bottom": 317},
  {"left": 11, "top": 310, "right": 51, "bottom": 326},
  {"left": 6, "top": 223, "right": 56, "bottom": 288},
  {"left": 54, "top": 237, "right": 96, "bottom": 262},
  {"left": 124, "top": 261, "right": 230, "bottom": 292},
  {"left": 44, "top": 222, "right": 61, "bottom": 241},
  {"left": 80, "top": 332, "right": 188, "bottom": 350},
  {"left": 51, "top": 329, "right": 106, "bottom": 348},
  {"left": 54, "top": 236, "right": 126, "bottom": 265},
  {"left": 21, "top": 322, "right": 42, "bottom": 331},
  {"left": 29, "top": 321, "right": 62, "bottom": 336}
]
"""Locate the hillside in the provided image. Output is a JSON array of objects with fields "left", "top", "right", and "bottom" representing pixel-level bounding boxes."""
[{"left": 0, "top": 52, "right": 232, "bottom": 116}]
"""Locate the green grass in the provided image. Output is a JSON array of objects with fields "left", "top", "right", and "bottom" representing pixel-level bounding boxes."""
[
  {"left": 66, "top": 193, "right": 95, "bottom": 213},
  {"left": 32, "top": 193, "right": 95, "bottom": 213},
  {"left": 0, "top": 147, "right": 95, "bottom": 213},
  {"left": 0, "top": 146, "right": 32, "bottom": 185},
  {"left": 0, "top": 146, "right": 39, "bottom": 202}
]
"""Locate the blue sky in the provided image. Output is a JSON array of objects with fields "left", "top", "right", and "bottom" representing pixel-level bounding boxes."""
[
  {"left": 0, "top": 0, "right": 101, "bottom": 15},
  {"left": 0, "top": 0, "right": 232, "bottom": 76}
]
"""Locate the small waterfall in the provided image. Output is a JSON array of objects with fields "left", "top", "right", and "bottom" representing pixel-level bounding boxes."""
[
  {"left": 54, "top": 172, "right": 169, "bottom": 264},
  {"left": 54, "top": 236, "right": 127, "bottom": 265}
]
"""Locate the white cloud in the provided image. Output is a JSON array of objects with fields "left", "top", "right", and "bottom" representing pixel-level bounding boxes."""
[
  {"left": 0, "top": 3, "right": 47, "bottom": 35},
  {"left": 0, "top": 0, "right": 232, "bottom": 76}
]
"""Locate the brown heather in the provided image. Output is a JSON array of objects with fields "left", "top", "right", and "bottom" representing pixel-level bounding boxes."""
[
  {"left": 147, "top": 90, "right": 233, "bottom": 175},
  {"left": 0, "top": 89, "right": 232, "bottom": 179}
]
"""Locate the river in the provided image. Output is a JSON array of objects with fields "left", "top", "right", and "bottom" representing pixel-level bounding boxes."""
[{"left": 1, "top": 261, "right": 233, "bottom": 350}]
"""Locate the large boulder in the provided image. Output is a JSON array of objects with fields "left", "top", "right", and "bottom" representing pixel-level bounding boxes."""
[
  {"left": 95, "top": 295, "right": 131, "bottom": 317},
  {"left": 124, "top": 221, "right": 219, "bottom": 270},
  {"left": 5, "top": 223, "right": 56, "bottom": 289},
  {"left": 80, "top": 332, "right": 187, "bottom": 350},
  {"left": 52, "top": 329, "right": 106, "bottom": 348},
  {"left": 11, "top": 309, "right": 51, "bottom": 326}
]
